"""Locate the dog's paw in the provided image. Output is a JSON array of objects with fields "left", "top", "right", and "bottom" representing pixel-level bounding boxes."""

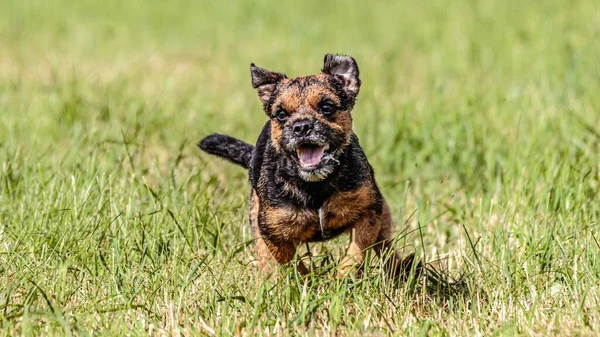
[{"left": 336, "top": 259, "right": 362, "bottom": 280}]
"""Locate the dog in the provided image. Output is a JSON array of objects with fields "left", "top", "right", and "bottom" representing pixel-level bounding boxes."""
[{"left": 199, "top": 54, "right": 415, "bottom": 280}]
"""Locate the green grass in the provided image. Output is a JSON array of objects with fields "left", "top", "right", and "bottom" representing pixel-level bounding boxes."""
[{"left": 1, "top": 0, "right": 599, "bottom": 335}]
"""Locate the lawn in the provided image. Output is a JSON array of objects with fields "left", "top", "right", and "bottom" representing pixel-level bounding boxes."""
[{"left": 1, "top": 0, "right": 599, "bottom": 335}]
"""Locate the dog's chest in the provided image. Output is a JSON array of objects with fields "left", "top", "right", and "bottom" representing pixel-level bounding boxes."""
[
  {"left": 268, "top": 206, "right": 346, "bottom": 242},
  {"left": 266, "top": 185, "right": 374, "bottom": 242}
]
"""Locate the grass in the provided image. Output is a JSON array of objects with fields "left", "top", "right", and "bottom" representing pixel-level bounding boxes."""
[{"left": 1, "top": 0, "right": 599, "bottom": 335}]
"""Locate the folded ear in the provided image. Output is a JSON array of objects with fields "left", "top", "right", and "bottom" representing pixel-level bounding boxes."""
[
  {"left": 322, "top": 54, "right": 360, "bottom": 98},
  {"left": 250, "top": 63, "right": 287, "bottom": 107}
]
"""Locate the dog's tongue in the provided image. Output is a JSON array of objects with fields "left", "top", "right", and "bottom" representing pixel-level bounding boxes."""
[{"left": 298, "top": 146, "right": 325, "bottom": 167}]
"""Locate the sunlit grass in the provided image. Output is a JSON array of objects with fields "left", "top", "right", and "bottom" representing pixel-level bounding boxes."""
[{"left": 1, "top": 0, "right": 599, "bottom": 335}]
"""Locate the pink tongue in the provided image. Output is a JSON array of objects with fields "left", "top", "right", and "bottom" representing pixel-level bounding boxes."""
[{"left": 298, "top": 146, "right": 325, "bottom": 167}]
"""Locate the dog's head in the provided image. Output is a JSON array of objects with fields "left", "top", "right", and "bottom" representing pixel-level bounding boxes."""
[{"left": 250, "top": 54, "right": 361, "bottom": 182}]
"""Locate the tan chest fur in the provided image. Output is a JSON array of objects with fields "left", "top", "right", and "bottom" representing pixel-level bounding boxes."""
[{"left": 261, "top": 182, "right": 375, "bottom": 242}]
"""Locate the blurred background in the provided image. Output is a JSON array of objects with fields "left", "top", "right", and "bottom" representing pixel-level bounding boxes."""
[{"left": 2, "top": 0, "right": 598, "bottom": 225}]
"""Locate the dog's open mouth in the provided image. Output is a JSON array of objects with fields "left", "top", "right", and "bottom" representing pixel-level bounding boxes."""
[{"left": 296, "top": 143, "right": 330, "bottom": 169}]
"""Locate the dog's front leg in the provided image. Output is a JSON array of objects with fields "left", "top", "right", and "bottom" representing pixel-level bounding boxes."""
[
  {"left": 374, "top": 202, "right": 421, "bottom": 281},
  {"left": 254, "top": 235, "right": 308, "bottom": 276},
  {"left": 249, "top": 194, "right": 308, "bottom": 277},
  {"left": 337, "top": 214, "right": 380, "bottom": 278}
]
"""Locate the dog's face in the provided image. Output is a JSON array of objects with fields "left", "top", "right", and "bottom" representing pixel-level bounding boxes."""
[{"left": 250, "top": 54, "right": 361, "bottom": 182}]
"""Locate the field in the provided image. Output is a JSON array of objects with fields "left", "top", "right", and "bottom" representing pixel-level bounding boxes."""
[{"left": 1, "top": 0, "right": 599, "bottom": 335}]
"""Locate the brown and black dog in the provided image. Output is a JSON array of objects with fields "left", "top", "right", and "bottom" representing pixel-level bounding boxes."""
[{"left": 199, "top": 54, "right": 415, "bottom": 280}]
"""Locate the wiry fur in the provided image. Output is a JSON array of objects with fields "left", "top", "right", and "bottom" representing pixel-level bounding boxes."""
[
  {"left": 198, "top": 54, "right": 418, "bottom": 280},
  {"left": 198, "top": 134, "right": 254, "bottom": 169}
]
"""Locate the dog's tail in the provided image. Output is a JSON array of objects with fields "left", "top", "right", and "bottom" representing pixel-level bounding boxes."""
[{"left": 198, "top": 134, "right": 254, "bottom": 169}]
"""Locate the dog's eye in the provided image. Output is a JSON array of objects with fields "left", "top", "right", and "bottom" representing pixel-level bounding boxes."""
[
  {"left": 275, "top": 109, "right": 289, "bottom": 122},
  {"left": 319, "top": 102, "right": 336, "bottom": 115}
]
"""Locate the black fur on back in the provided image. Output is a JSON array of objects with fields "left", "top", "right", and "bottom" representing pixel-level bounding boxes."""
[{"left": 198, "top": 134, "right": 255, "bottom": 169}]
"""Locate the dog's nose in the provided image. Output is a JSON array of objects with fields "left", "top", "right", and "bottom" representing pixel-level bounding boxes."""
[{"left": 292, "top": 120, "right": 313, "bottom": 136}]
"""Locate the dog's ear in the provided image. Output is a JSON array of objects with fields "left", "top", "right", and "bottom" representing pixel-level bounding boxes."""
[
  {"left": 322, "top": 54, "right": 360, "bottom": 98},
  {"left": 250, "top": 64, "right": 287, "bottom": 107}
]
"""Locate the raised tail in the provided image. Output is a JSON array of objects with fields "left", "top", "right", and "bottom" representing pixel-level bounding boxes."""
[{"left": 198, "top": 134, "right": 254, "bottom": 169}]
